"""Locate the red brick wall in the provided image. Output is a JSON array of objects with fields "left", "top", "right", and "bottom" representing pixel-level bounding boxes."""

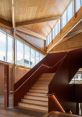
[{"left": 0, "top": 63, "right": 30, "bottom": 94}]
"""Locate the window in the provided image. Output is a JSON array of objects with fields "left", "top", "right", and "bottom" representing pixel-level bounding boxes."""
[
  {"left": 61, "top": 10, "right": 67, "bottom": 28},
  {"left": 40, "top": 54, "right": 44, "bottom": 61},
  {"left": 30, "top": 48, "right": 36, "bottom": 67},
  {"left": 81, "top": 0, "right": 82, "bottom": 6},
  {"left": 76, "top": 0, "right": 81, "bottom": 11},
  {"left": 36, "top": 52, "right": 40, "bottom": 64},
  {"left": 49, "top": 33, "right": 52, "bottom": 43},
  {"left": 24, "top": 45, "right": 31, "bottom": 67},
  {"left": 52, "top": 27, "right": 56, "bottom": 39},
  {"left": 67, "top": 1, "right": 74, "bottom": 21},
  {"left": 47, "top": 35, "right": 49, "bottom": 45},
  {"left": 0, "top": 30, "right": 6, "bottom": 61},
  {"left": 52, "top": 28, "right": 55, "bottom": 39},
  {"left": 7, "top": 35, "right": 13, "bottom": 63},
  {"left": 16, "top": 40, "right": 24, "bottom": 66},
  {"left": 57, "top": 20, "right": 60, "bottom": 33}
]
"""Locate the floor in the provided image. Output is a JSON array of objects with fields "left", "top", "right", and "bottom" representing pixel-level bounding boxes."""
[
  {"left": 0, "top": 95, "right": 46, "bottom": 117},
  {"left": 0, "top": 107, "right": 46, "bottom": 117}
]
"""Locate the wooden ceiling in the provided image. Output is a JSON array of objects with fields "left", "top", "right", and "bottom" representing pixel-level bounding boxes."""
[{"left": 0, "top": 0, "right": 71, "bottom": 54}]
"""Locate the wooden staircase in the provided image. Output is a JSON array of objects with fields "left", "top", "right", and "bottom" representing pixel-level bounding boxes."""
[{"left": 18, "top": 73, "right": 55, "bottom": 112}]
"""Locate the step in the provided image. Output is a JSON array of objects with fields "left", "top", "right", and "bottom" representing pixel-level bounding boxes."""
[
  {"left": 33, "top": 83, "right": 49, "bottom": 87},
  {"left": 41, "top": 73, "right": 55, "bottom": 77},
  {"left": 27, "top": 92, "right": 47, "bottom": 97},
  {"left": 31, "top": 86, "right": 48, "bottom": 90},
  {"left": 21, "top": 99, "right": 48, "bottom": 107},
  {"left": 18, "top": 103, "right": 48, "bottom": 112},
  {"left": 38, "top": 78, "right": 52, "bottom": 82},
  {"left": 35, "top": 81, "right": 50, "bottom": 85},
  {"left": 40, "top": 73, "right": 55, "bottom": 78},
  {"left": 39, "top": 76, "right": 52, "bottom": 80},
  {"left": 24, "top": 95, "right": 48, "bottom": 102},
  {"left": 34, "top": 82, "right": 49, "bottom": 85},
  {"left": 29, "top": 89, "right": 48, "bottom": 93}
]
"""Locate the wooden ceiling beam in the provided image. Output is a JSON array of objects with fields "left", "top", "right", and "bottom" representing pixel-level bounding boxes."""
[
  {"left": 16, "top": 28, "right": 46, "bottom": 40},
  {"left": 16, "top": 15, "right": 60, "bottom": 27},
  {"left": 0, "top": 18, "right": 12, "bottom": 30},
  {"left": 16, "top": 33, "right": 46, "bottom": 55}
]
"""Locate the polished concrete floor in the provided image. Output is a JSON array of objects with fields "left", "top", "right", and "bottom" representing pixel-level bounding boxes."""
[
  {"left": 0, "top": 95, "right": 45, "bottom": 117},
  {"left": 0, "top": 107, "right": 46, "bottom": 117}
]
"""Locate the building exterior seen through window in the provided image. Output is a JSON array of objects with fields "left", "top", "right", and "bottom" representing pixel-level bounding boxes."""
[{"left": 69, "top": 68, "right": 82, "bottom": 84}]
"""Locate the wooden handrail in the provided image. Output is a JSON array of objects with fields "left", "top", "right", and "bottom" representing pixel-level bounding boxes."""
[
  {"left": 49, "top": 94, "right": 65, "bottom": 113},
  {"left": 14, "top": 64, "right": 50, "bottom": 92}
]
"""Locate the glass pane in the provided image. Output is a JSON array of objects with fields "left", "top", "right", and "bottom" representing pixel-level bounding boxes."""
[
  {"left": 57, "top": 20, "right": 60, "bottom": 33},
  {"left": 49, "top": 33, "right": 52, "bottom": 43},
  {"left": 24, "top": 45, "right": 31, "bottom": 67},
  {"left": 67, "top": 2, "right": 74, "bottom": 21},
  {"left": 16, "top": 40, "right": 24, "bottom": 66},
  {"left": 40, "top": 54, "right": 44, "bottom": 61},
  {"left": 7, "top": 35, "right": 13, "bottom": 63},
  {"left": 81, "top": 0, "right": 82, "bottom": 6},
  {"left": 76, "top": 0, "right": 81, "bottom": 11},
  {"left": 36, "top": 52, "right": 40, "bottom": 64},
  {"left": 62, "top": 10, "right": 67, "bottom": 28},
  {"left": 30, "top": 48, "right": 36, "bottom": 67},
  {"left": 47, "top": 35, "right": 50, "bottom": 45},
  {"left": 0, "top": 30, "right": 6, "bottom": 61},
  {"left": 52, "top": 26, "right": 56, "bottom": 39}
]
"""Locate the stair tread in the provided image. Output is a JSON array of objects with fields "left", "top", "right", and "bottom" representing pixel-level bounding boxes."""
[
  {"left": 27, "top": 92, "right": 47, "bottom": 97},
  {"left": 24, "top": 95, "right": 48, "bottom": 101},
  {"left": 29, "top": 89, "right": 48, "bottom": 93},
  {"left": 31, "top": 87, "right": 47, "bottom": 90},
  {"left": 18, "top": 103, "right": 48, "bottom": 112},
  {"left": 21, "top": 99, "right": 48, "bottom": 107}
]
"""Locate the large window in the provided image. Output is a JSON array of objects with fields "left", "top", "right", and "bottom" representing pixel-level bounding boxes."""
[
  {"left": 0, "top": 30, "right": 6, "bottom": 61},
  {"left": 0, "top": 29, "right": 44, "bottom": 68},
  {"left": 7, "top": 35, "right": 13, "bottom": 63}
]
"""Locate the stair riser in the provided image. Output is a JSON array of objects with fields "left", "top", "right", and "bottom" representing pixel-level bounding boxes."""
[
  {"left": 27, "top": 93, "right": 47, "bottom": 97},
  {"left": 21, "top": 99, "right": 48, "bottom": 107},
  {"left": 24, "top": 96, "right": 48, "bottom": 102}
]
